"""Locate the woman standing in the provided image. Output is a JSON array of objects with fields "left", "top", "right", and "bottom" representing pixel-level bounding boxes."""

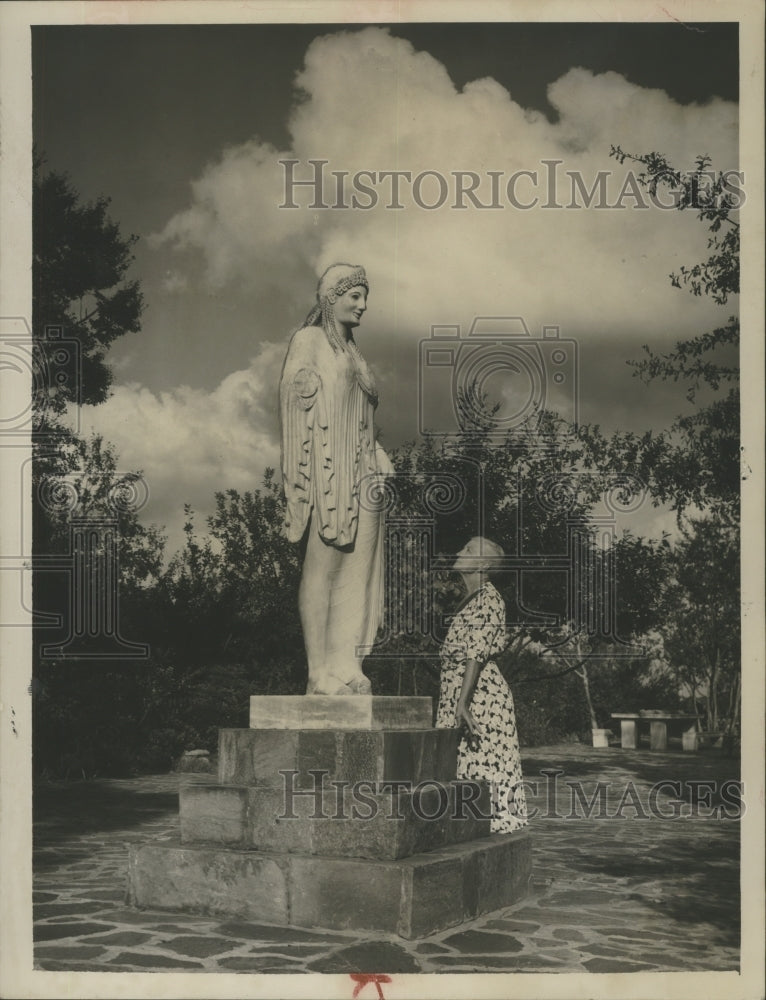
[
  {"left": 279, "top": 263, "right": 392, "bottom": 696},
  {"left": 436, "top": 536, "right": 528, "bottom": 833}
]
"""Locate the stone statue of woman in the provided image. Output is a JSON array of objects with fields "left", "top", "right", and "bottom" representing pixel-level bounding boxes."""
[{"left": 279, "top": 263, "right": 393, "bottom": 696}]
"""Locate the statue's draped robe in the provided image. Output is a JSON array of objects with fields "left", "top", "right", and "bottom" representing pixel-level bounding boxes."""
[{"left": 280, "top": 325, "right": 386, "bottom": 677}]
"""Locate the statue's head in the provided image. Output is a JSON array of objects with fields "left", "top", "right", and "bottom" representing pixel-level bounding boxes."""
[
  {"left": 317, "top": 263, "right": 368, "bottom": 305},
  {"left": 317, "top": 264, "right": 368, "bottom": 331},
  {"left": 307, "top": 263, "right": 370, "bottom": 347},
  {"left": 303, "top": 262, "right": 377, "bottom": 401}
]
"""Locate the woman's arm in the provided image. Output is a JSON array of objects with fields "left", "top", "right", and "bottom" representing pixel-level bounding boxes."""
[{"left": 456, "top": 657, "right": 482, "bottom": 735}]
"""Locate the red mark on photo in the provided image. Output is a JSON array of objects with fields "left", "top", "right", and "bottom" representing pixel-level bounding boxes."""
[{"left": 350, "top": 972, "right": 393, "bottom": 998}]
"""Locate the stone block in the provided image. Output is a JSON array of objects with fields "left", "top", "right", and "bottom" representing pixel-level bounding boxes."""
[
  {"left": 249, "top": 695, "right": 432, "bottom": 730},
  {"left": 620, "top": 719, "right": 637, "bottom": 750},
  {"left": 179, "top": 784, "right": 248, "bottom": 845},
  {"left": 306, "top": 781, "right": 492, "bottom": 860},
  {"left": 289, "top": 855, "right": 403, "bottom": 933},
  {"left": 335, "top": 730, "right": 381, "bottom": 782},
  {"left": 127, "top": 843, "right": 289, "bottom": 925},
  {"left": 649, "top": 720, "right": 668, "bottom": 751},
  {"left": 402, "top": 853, "right": 466, "bottom": 939},
  {"left": 218, "top": 727, "right": 459, "bottom": 787},
  {"left": 383, "top": 727, "right": 453, "bottom": 784},
  {"left": 474, "top": 829, "right": 532, "bottom": 916},
  {"left": 682, "top": 728, "right": 699, "bottom": 752},
  {"left": 217, "top": 728, "right": 298, "bottom": 787},
  {"left": 394, "top": 781, "right": 490, "bottom": 858},
  {"left": 180, "top": 783, "right": 310, "bottom": 851},
  {"left": 297, "top": 728, "right": 338, "bottom": 778},
  {"left": 127, "top": 831, "right": 531, "bottom": 939},
  {"left": 246, "top": 785, "right": 316, "bottom": 854},
  {"left": 179, "top": 780, "right": 491, "bottom": 860}
]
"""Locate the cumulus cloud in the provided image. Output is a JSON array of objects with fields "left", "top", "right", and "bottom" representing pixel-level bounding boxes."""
[
  {"left": 134, "top": 27, "right": 738, "bottom": 548},
  {"left": 161, "top": 269, "right": 189, "bottom": 293},
  {"left": 152, "top": 27, "right": 738, "bottom": 347},
  {"left": 79, "top": 341, "right": 284, "bottom": 554}
]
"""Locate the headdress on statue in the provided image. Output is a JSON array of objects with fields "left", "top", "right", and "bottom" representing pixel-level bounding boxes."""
[
  {"left": 318, "top": 264, "right": 369, "bottom": 304},
  {"left": 304, "top": 263, "right": 369, "bottom": 329},
  {"left": 304, "top": 262, "right": 377, "bottom": 403}
]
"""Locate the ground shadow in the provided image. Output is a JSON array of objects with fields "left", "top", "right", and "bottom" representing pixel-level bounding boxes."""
[
  {"left": 34, "top": 780, "right": 180, "bottom": 846},
  {"left": 522, "top": 748, "right": 740, "bottom": 788}
]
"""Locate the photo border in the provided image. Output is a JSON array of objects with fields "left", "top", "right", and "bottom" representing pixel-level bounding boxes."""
[{"left": 1, "top": 2, "right": 763, "bottom": 998}]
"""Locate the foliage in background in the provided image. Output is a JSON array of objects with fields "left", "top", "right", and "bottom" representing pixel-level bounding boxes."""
[
  {"left": 33, "top": 158, "right": 144, "bottom": 410},
  {"left": 32, "top": 152, "right": 741, "bottom": 777},
  {"left": 584, "top": 148, "right": 740, "bottom": 525},
  {"left": 582, "top": 149, "right": 741, "bottom": 746}
]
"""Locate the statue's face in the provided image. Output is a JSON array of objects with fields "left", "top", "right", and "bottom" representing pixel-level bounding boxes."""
[{"left": 334, "top": 285, "right": 368, "bottom": 328}]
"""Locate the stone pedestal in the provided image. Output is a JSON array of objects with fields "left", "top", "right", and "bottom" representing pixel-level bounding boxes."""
[
  {"left": 249, "top": 694, "right": 433, "bottom": 730},
  {"left": 127, "top": 696, "right": 532, "bottom": 939}
]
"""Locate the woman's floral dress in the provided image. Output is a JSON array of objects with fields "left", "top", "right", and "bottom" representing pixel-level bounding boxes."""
[{"left": 436, "top": 581, "right": 528, "bottom": 833}]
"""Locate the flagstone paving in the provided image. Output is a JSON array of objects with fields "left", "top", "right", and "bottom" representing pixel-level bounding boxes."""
[{"left": 33, "top": 744, "right": 740, "bottom": 974}]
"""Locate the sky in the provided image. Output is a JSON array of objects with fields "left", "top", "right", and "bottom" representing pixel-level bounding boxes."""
[{"left": 32, "top": 21, "right": 740, "bottom": 554}]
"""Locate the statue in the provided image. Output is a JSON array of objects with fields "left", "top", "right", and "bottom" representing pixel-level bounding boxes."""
[{"left": 279, "top": 264, "right": 393, "bottom": 696}]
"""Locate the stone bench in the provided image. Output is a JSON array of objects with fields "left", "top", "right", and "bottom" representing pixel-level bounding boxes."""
[{"left": 610, "top": 713, "right": 701, "bottom": 751}]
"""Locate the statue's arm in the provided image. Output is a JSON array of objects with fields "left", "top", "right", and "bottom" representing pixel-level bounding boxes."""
[{"left": 280, "top": 357, "right": 324, "bottom": 542}]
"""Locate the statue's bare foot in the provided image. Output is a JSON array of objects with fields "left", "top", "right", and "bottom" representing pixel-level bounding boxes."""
[
  {"left": 318, "top": 668, "right": 372, "bottom": 695},
  {"left": 306, "top": 673, "right": 359, "bottom": 696},
  {"left": 345, "top": 674, "right": 372, "bottom": 695}
]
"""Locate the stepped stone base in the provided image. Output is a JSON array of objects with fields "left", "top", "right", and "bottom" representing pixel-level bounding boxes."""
[
  {"left": 250, "top": 695, "right": 432, "bottom": 731},
  {"left": 127, "top": 831, "right": 531, "bottom": 939},
  {"left": 219, "top": 726, "right": 460, "bottom": 787},
  {"left": 179, "top": 780, "right": 491, "bottom": 860}
]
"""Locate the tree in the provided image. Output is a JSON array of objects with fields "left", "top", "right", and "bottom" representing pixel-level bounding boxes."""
[
  {"left": 162, "top": 472, "right": 304, "bottom": 689},
  {"left": 31, "top": 160, "right": 159, "bottom": 777},
  {"left": 609, "top": 148, "right": 739, "bottom": 305},
  {"left": 577, "top": 147, "right": 741, "bottom": 745},
  {"left": 513, "top": 528, "right": 671, "bottom": 738},
  {"left": 32, "top": 434, "right": 167, "bottom": 777},
  {"left": 359, "top": 407, "right": 670, "bottom": 745},
  {"left": 32, "top": 159, "right": 149, "bottom": 548},
  {"left": 33, "top": 158, "right": 144, "bottom": 410},
  {"left": 32, "top": 161, "right": 156, "bottom": 649},
  {"left": 660, "top": 517, "right": 740, "bottom": 736},
  {"left": 582, "top": 148, "right": 741, "bottom": 524}
]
